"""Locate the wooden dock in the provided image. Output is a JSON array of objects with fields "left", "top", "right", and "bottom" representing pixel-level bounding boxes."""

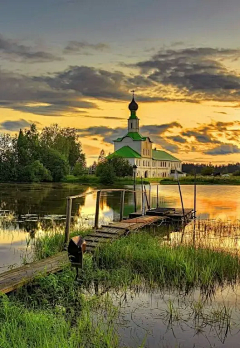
[
  {"left": 0, "top": 214, "right": 165, "bottom": 294},
  {"left": 0, "top": 252, "right": 68, "bottom": 294},
  {"left": 0, "top": 187, "right": 194, "bottom": 295}
]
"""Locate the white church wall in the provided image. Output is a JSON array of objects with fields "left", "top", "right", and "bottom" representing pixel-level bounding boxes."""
[
  {"left": 114, "top": 137, "right": 142, "bottom": 154},
  {"left": 141, "top": 139, "right": 152, "bottom": 158}
]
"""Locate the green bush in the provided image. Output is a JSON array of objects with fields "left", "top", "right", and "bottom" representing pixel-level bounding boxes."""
[
  {"left": 233, "top": 170, "right": 240, "bottom": 176},
  {"left": 96, "top": 162, "right": 116, "bottom": 184}
]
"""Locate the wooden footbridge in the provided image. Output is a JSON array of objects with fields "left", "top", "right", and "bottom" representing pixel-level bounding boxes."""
[{"left": 0, "top": 186, "right": 194, "bottom": 294}]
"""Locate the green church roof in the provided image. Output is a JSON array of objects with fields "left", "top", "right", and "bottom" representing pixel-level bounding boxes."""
[
  {"left": 108, "top": 146, "right": 141, "bottom": 158},
  {"left": 152, "top": 149, "right": 180, "bottom": 162},
  {"left": 114, "top": 132, "right": 151, "bottom": 142}
]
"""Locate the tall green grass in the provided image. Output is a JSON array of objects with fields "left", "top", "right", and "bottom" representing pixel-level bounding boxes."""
[
  {"left": 33, "top": 229, "right": 91, "bottom": 260},
  {"left": 93, "top": 232, "right": 240, "bottom": 290},
  {"left": 0, "top": 294, "right": 118, "bottom": 348}
]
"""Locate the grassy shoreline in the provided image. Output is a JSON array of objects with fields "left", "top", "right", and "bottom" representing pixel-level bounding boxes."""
[
  {"left": 3, "top": 225, "right": 240, "bottom": 347},
  {"left": 63, "top": 174, "right": 240, "bottom": 186}
]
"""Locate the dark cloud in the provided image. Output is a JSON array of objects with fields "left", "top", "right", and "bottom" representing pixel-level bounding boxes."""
[
  {"left": 181, "top": 130, "right": 221, "bottom": 144},
  {"left": 76, "top": 122, "right": 181, "bottom": 153},
  {"left": 0, "top": 34, "right": 62, "bottom": 62},
  {"left": 2, "top": 45, "right": 240, "bottom": 117},
  {"left": 0, "top": 119, "right": 32, "bottom": 131},
  {"left": 130, "top": 47, "right": 240, "bottom": 103},
  {"left": 141, "top": 122, "right": 182, "bottom": 136},
  {"left": 82, "top": 115, "right": 124, "bottom": 120},
  {"left": 168, "top": 135, "right": 187, "bottom": 143},
  {"left": 0, "top": 69, "right": 98, "bottom": 116},
  {"left": 214, "top": 111, "right": 227, "bottom": 115},
  {"left": 64, "top": 41, "right": 109, "bottom": 54},
  {"left": 204, "top": 144, "right": 240, "bottom": 155},
  {"left": 37, "top": 66, "right": 131, "bottom": 100},
  {"left": 77, "top": 126, "right": 124, "bottom": 144}
]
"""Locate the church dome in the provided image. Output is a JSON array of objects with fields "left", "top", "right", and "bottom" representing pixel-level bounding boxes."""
[{"left": 128, "top": 97, "right": 138, "bottom": 111}]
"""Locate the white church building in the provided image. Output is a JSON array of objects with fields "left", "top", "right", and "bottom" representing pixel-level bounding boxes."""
[{"left": 111, "top": 95, "right": 183, "bottom": 178}]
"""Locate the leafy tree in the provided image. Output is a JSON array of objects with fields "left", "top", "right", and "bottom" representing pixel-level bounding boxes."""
[
  {"left": 0, "top": 123, "right": 86, "bottom": 182},
  {"left": 105, "top": 155, "right": 133, "bottom": 177},
  {"left": 96, "top": 155, "right": 133, "bottom": 184},
  {"left": 0, "top": 134, "right": 18, "bottom": 182},
  {"left": 20, "top": 160, "right": 52, "bottom": 182},
  {"left": 41, "top": 148, "right": 69, "bottom": 182},
  {"left": 40, "top": 124, "right": 85, "bottom": 170},
  {"left": 73, "top": 162, "right": 85, "bottom": 176},
  {"left": 96, "top": 162, "right": 116, "bottom": 184}
]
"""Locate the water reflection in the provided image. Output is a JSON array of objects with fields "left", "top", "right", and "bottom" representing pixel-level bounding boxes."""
[
  {"left": 1, "top": 183, "right": 240, "bottom": 271},
  {"left": 111, "top": 287, "right": 240, "bottom": 348},
  {"left": 170, "top": 220, "right": 240, "bottom": 255}
]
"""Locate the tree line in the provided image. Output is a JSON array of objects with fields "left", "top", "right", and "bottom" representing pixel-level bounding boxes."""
[
  {"left": 0, "top": 124, "right": 86, "bottom": 182},
  {"left": 182, "top": 163, "right": 240, "bottom": 176}
]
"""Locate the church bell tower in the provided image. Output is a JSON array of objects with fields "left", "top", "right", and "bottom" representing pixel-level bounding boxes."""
[{"left": 128, "top": 92, "right": 139, "bottom": 133}]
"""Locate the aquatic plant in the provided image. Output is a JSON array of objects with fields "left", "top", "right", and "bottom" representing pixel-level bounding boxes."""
[{"left": 93, "top": 231, "right": 240, "bottom": 291}]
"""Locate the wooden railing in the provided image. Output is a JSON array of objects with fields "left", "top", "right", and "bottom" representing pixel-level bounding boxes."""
[{"left": 64, "top": 188, "right": 136, "bottom": 245}]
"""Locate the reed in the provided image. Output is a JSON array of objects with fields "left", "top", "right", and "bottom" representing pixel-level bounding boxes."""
[{"left": 93, "top": 232, "right": 240, "bottom": 290}]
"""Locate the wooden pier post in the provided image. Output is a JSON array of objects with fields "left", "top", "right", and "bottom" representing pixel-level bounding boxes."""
[
  {"left": 175, "top": 169, "right": 185, "bottom": 223},
  {"left": 156, "top": 185, "right": 159, "bottom": 208},
  {"left": 144, "top": 185, "right": 150, "bottom": 210},
  {"left": 141, "top": 177, "right": 145, "bottom": 215},
  {"left": 94, "top": 190, "right": 101, "bottom": 229},
  {"left": 149, "top": 184, "right": 151, "bottom": 209},
  {"left": 194, "top": 167, "right": 197, "bottom": 219},
  {"left": 119, "top": 190, "right": 125, "bottom": 221},
  {"left": 64, "top": 197, "right": 72, "bottom": 245}
]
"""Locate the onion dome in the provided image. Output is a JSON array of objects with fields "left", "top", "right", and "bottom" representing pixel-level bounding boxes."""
[{"left": 128, "top": 97, "right": 138, "bottom": 112}]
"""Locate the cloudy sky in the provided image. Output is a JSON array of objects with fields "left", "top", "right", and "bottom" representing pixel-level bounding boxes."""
[{"left": 1, "top": 0, "right": 240, "bottom": 164}]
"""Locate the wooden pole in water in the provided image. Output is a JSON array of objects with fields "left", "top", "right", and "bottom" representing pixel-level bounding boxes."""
[
  {"left": 141, "top": 177, "right": 145, "bottom": 215},
  {"left": 175, "top": 169, "right": 185, "bottom": 222},
  {"left": 64, "top": 197, "right": 72, "bottom": 245},
  {"left": 144, "top": 185, "right": 150, "bottom": 210},
  {"left": 194, "top": 167, "right": 197, "bottom": 219},
  {"left": 156, "top": 185, "right": 159, "bottom": 209},
  {"left": 133, "top": 169, "right": 137, "bottom": 212},
  {"left": 94, "top": 190, "right": 101, "bottom": 229},
  {"left": 119, "top": 190, "right": 125, "bottom": 221},
  {"left": 149, "top": 184, "right": 151, "bottom": 209}
]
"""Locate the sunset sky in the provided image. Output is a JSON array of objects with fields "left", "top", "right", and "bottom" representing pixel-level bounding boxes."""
[{"left": 1, "top": 0, "right": 240, "bottom": 164}]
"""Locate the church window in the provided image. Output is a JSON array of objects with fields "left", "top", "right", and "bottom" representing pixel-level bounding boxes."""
[
  {"left": 143, "top": 160, "right": 145, "bottom": 166},
  {"left": 143, "top": 149, "right": 145, "bottom": 155}
]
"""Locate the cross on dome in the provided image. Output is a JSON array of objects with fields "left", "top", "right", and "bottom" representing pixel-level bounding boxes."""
[{"left": 128, "top": 91, "right": 138, "bottom": 112}]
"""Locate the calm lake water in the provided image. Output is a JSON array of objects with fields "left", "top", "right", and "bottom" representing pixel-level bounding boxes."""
[
  {"left": 2, "top": 183, "right": 240, "bottom": 347},
  {"left": 0, "top": 183, "right": 240, "bottom": 271}
]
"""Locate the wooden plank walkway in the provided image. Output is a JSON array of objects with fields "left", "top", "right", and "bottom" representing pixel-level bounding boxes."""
[
  {"left": 0, "top": 252, "right": 68, "bottom": 294},
  {"left": 0, "top": 214, "right": 164, "bottom": 294}
]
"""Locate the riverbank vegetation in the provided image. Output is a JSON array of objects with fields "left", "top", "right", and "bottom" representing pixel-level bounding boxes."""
[
  {"left": 0, "top": 124, "right": 86, "bottom": 183},
  {"left": 3, "top": 222, "right": 240, "bottom": 347},
  {"left": 161, "top": 175, "right": 240, "bottom": 185}
]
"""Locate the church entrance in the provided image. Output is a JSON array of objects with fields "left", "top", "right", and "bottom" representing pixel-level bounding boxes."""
[{"left": 144, "top": 171, "right": 148, "bottom": 178}]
